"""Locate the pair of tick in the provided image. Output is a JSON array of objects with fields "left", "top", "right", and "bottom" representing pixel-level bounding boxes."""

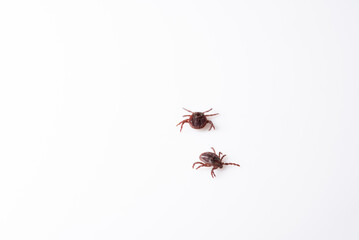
[{"left": 177, "top": 108, "right": 240, "bottom": 178}]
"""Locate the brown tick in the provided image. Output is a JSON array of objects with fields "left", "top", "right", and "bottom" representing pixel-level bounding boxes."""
[
  {"left": 176, "top": 108, "right": 219, "bottom": 132},
  {"left": 192, "top": 148, "right": 240, "bottom": 178}
]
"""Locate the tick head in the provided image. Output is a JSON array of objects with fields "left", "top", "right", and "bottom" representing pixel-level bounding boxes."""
[{"left": 216, "top": 162, "right": 223, "bottom": 169}]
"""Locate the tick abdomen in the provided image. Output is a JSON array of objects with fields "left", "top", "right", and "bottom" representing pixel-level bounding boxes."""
[
  {"left": 189, "top": 113, "right": 207, "bottom": 128},
  {"left": 200, "top": 152, "right": 220, "bottom": 164}
]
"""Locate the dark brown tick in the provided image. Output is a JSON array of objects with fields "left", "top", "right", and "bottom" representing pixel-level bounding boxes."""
[
  {"left": 192, "top": 148, "right": 240, "bottom": 178},
  {"left": 176, "top": 108, "right": 218, "bottom": 132}
]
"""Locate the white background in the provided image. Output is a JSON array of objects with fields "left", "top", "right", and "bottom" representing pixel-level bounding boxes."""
[{"left": 0, "top": 0, "right": 358, "bottom": 239}]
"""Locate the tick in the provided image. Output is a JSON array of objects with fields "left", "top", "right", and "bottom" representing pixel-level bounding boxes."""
[
  {"left": 176, "top": 108, "right": 219, "bottom": 132},
  {"left": 192, "top": 148, "right": 240, "bottom": 178}
]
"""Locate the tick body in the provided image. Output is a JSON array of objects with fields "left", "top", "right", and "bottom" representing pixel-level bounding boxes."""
[
  {"left": 192, "top": 148, "right": 240, "bottom": 178},
  {"left": 177, "top": 108, "right": 218, "bottom": 132}
]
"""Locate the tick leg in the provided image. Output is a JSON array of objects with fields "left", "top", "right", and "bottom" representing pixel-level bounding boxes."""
[
  {"left": 196, "top": 164, "right": 211, "bottom": 170},
  {"left": 220, "top": 154, "right": 227, "bottom": 161},
  {"left": 179, "top": 121, "right": 187, "bottom": 132},
  {"left": 207, "top": 120, "right": 215, "bottom": 131},
  {"left": 183, "top": 108, "right": 194, "bottom": 113},
  {"left": 223, "top": 162, "right": 240, "bottom": 167},
  {"left": 176, "top": 120, "right": 186, "bottom": 126},
  {"left": 211, "top": 168, "right": 217, "bottom": 178},
  {"left": 202, "top": 108, "right": 213, "bottom": 113},
  {"left": 176, "top": 119, "right": 189, "bottom": 132},
  {"left": 205, "top": 113, "right": 219, "bottom": 117},
  {"left": 211, "top": 147, "right": 216, "bottom": 154},
  {"left": 193, "top": 163, "right": 212, "bottom": 170},
  {"left": 192, "top": 162, "right": 204, "bottom": 169}
]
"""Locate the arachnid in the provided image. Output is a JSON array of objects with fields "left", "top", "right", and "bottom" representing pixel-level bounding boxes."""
[
  {"left": 192, "top": 148, "right": 240, "bottom": 178},
  {"left": 176, "top": 108, "right": 218, "bottom": 132}
]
